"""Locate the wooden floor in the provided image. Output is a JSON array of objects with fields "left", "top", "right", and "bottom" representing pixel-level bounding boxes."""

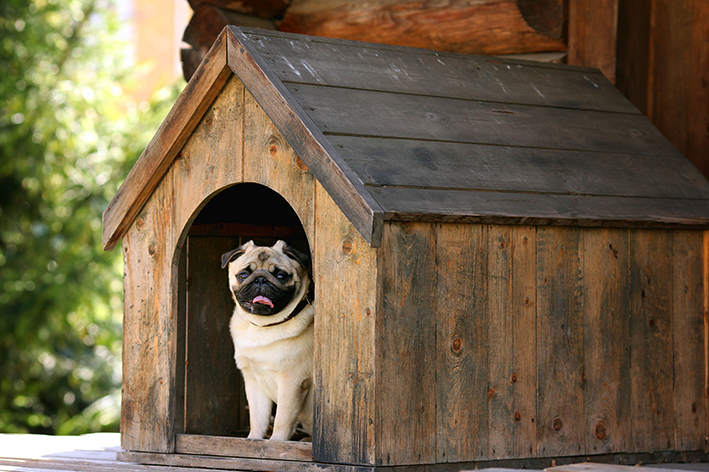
[{"left": 0, "top": 433, "right": 707, "bottom": 472}]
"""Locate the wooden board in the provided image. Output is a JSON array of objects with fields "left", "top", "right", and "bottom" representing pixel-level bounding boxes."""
[
  {"left": 629, "top": 230, "right": 675, "bottom": 452},
  {"left": 328, "top": 136, "right": 709, "bottom": 200},
  {"left": 671, "top": 230, "right": 706, "bottom": 451},
  {"left": 536, "top": 227, "right": 585, "bottom": 457},
  {"left": 312, "top": 181, "right": 378, "bottom": 465},
  {"left": 242, "top": 30, "right": 633, "bottom": 114},
  {"left": 285, "top": 83, "right": 673, "bottom": 157},
  {"left": 175, "top": 434, "right": 312, "bottom": 461},
  {"left": 367, "top": 187, "right": 709, "bottom": 229},
  {"left": 184, "top": 236, "right": 249, "bottom": 436},
  {"left": 567, "top": 0, "right": 619, "bottom": 83},
  {"left": 121, "top": 168, "right": 178, "bottom": 453},
  {"left": 583, "top": 229, "right": 631, "bottom": 454},
  {"left": 435, "top": 223, "right": 489, "bottom": 462},
  {"left": 487, "top": 225, "right": 538, "bottom": 460},
  {"left": 377, "top": 222, "right": 437, "bottom": 465}
]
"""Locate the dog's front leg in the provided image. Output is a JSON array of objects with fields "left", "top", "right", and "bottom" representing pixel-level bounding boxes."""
[
  {"left": 242, "top": 370, "right": 273, "bottom": 440},
  {"left": 270, "top": 375, "right": 310, "bottom": 441}
]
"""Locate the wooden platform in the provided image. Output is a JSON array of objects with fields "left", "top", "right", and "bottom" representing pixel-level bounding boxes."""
[{"left": 0, "top": 434, "right": 707, "bottom": 472}]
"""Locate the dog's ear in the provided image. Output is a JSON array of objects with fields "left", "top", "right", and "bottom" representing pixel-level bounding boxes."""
[
  {"left": 282, "top": 243, "right": 310, "bottom": 269},
  {"left": 221, "top": 242, "right": 249, "bottom": 269}
]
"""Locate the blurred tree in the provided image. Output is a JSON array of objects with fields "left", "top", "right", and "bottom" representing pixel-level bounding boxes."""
[{"left": 0, "top": 0, "right": 180, "bottom": 433}]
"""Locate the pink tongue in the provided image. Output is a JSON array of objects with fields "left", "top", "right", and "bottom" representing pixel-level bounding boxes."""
[{"left": 252, "top": 296, "right": 274, "bottom": 308}]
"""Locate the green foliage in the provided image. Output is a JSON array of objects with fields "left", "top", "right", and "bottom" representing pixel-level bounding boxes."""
[{"left": 0, "top": 0, "right": 181, "bottom": 433}]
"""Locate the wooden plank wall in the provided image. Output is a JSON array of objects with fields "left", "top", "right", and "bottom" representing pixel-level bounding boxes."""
[
  {"left": 122, "top": 73, "right": 323, "bottom": 452},
  {"left": 376, "top": 223, "right": 707, "bottom": 465}
]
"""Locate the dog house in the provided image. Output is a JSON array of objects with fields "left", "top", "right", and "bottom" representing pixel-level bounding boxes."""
[{"left": 103, "top": 26, "right": 709, "bottom": 471}]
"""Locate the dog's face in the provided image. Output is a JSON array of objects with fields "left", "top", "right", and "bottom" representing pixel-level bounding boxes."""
[{"left": 221, "top": 240, "right": 310, "bottom": 318}]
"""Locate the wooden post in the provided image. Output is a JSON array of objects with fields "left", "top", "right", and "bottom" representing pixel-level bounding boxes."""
[{"left": 567, "top": 0, "right": 619, "bottom": 83}]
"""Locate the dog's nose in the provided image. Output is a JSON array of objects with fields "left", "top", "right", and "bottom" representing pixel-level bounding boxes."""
[{"left": 254, "top": 276, "right": 268, "bottom": 288}]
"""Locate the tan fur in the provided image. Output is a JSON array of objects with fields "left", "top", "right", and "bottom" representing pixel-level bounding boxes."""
[{"left": 226, "top": 241, "right": 313, "bottom": 440}]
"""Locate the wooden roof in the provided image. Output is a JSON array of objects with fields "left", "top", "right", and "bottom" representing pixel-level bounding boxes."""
[{"left": 102, "top": 26, "right": 709, "bottom": 250}]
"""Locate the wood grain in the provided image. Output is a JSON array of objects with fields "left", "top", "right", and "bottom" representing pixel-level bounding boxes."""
[
  {"left": 435, "top": 223, "right": 488, "bottom": 462},
  {"left": 487, "top": 225, "right": 537, "bottom": 460},
  {"left": 367, "top": 187, "right": 709, "bottom": 229},
  {"left": 184, "top": 236, "right": 249, "bottom": 436},
  {"left": 377, "top": 222, "right": 437, "bottom": 465},
  {"left": 567, "top": 0, "right": 619, "bottom": 83},
  {"left": 312, "top": 181, "right": 378, "bottom": 466},
  {"left": 103, "top": 31, "right": 232, "bottom": 251},
  {"left": 629, "top": 230, "right": 674, "bottom": 452},
  {"left": 328, "top": 136, "right": 708, "bottom": 200},
  {"left": 286, "top": 83, "right": 673, "bottom": 156},
  {"left": 243, "top": 30, "right": 632, "bottom": 114},
  {"left": 536, "top": 226, "right": 585, "bottom": 457},
  {"left": 242, "top": 88, "right": 316, "bottom": 240},
  {"left": 671, "top": 230, "right": 705, "bottom": 451},
  {"left": 278, "top": 0, "right": 566, "bottom": 56},
  {"left": 121, "top": 168, "right": 177, "bottom": 453},
  {"left": 176, "top": 434, "right": 312, "bottom": 461},
  {"left": 583, "top": 228, "right": 631, "bottom": 454}
]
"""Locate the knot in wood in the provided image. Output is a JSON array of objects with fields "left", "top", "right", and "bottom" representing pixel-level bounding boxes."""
[
  {"left": 342, "top": 239, "right": 355, "bottom": 255},
  {"left": 514, "top": 411, "right": 521, "bottom": 422},
  {"left": 269, "top": 144, "right": 278, "bottom": 156},
  {"left": 510, "top": 373, "right": 518, "bottom": 384},
  {"left": 148, "top": 240, "right": 157, "bottom": 257},
  {"left": 595, "top": 422, "right": 607, "bottom": 440},
  {"left": 487, "top": 387, "right": 495, "bottom": 399},
  {"left": 553, "top": 418, "right": 563, "bottom": 431},
  {"left": 451, "top": 338, "right": 462, "bottom": 353}
]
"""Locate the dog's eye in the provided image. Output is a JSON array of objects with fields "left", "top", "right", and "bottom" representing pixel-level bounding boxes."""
[
  {"left": 237, "top": 270, "right": 250, "bottom": 282},
  {"left": 275, "top": 271, "right": 290, "bottom": 283}
]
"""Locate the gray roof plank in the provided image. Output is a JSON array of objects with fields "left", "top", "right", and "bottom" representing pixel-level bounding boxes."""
[
  {"left": 330, "top": 136, "right": 709, "bottom": 200},
  {"left": 370, "top": 187, "right": 709, "bottom": 228},
  {"left": 244, "top": 30, "right": 638, "bottom": 114},
  {"left": 286, "top": 83, "right": 677, "bottom": 156}
]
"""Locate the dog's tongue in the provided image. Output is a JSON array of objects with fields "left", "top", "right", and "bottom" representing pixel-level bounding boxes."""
[{"left": 252, "top": 295, "right": 274, "bottom": 308}]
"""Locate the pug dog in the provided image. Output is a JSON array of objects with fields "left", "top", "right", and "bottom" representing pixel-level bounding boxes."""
[{"left": 221, "top": 240, "right": 314, "bottom": 441}]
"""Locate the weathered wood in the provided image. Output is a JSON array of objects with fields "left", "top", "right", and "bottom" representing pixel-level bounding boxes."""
[
  {"left": 285, "top": 83, "right": 672, "bottom": 156},
  {"left": 175, "top": 434, "right": 312, "bottom": 461},
  {"left": 121, "top": 169, "right": 177, "bottom": 453},
  {"left": 705, "top": 230, "right": 709, "bottom": 454},
  {"left": 171, "top": 74, "right": 244, "bottom": 235},
  {"left": 629, "top": 230, "right": 674, "bottom": 452},
  {"left": 687, "top": 1, "right": 709, "bottom": 179},
  {"left": 377, "top": 222, "right": 437, "bottom": 465},
  {"left": 367, "top": 187, "right": 709, "bottom": 229},
  {"left": 184, "top": 236, "right": 249, "bottom": 436},
  {"left": 487, "top": 225, "right": 537, "bottom": 460},
  {"left": 102, "top": 32, "right": 232, "bottom": 251},
  {"left": 312, "top": 181, "right": 378, "bottom": 466},
  {"left": 243, "top": 30, "right": 633, "bottom": 114},
  {"left": 567, "top": 0, "right": 619, "bottom": 83},
  {"left": 583, "top": 229, "right": 631, "bottom": 454},
  {"left": 328, "top": 136, "right": 708, "bottom": 199},
  {"left": 435, "top": 223, "right": 488, "bottom": 462},
  {"left": 226, "top": 26, "right": 384, "bottom": 247},
  {"left": 278, "top": 0, "right": 566, "bottom": 56},
  {"left": 119, "top": 451, "right": 336, "bottom": 472},
  {"left": 536, "top": 226, "right": 585, "bottom": 457},
  {"left": 242, "top": 88, "right": 316, "bottom": 240},
  {"left": 671, "top": 230, "right": 705, "bottom": 451}
]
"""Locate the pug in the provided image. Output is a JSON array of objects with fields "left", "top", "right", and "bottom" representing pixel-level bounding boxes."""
[{"left": 221, "top": 240, "right": 314, "bottom": 441}]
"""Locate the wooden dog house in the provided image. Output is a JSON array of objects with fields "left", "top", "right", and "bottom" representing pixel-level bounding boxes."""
[{"left": 102, "top": 27, "right": 709, "bottom": 471}]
